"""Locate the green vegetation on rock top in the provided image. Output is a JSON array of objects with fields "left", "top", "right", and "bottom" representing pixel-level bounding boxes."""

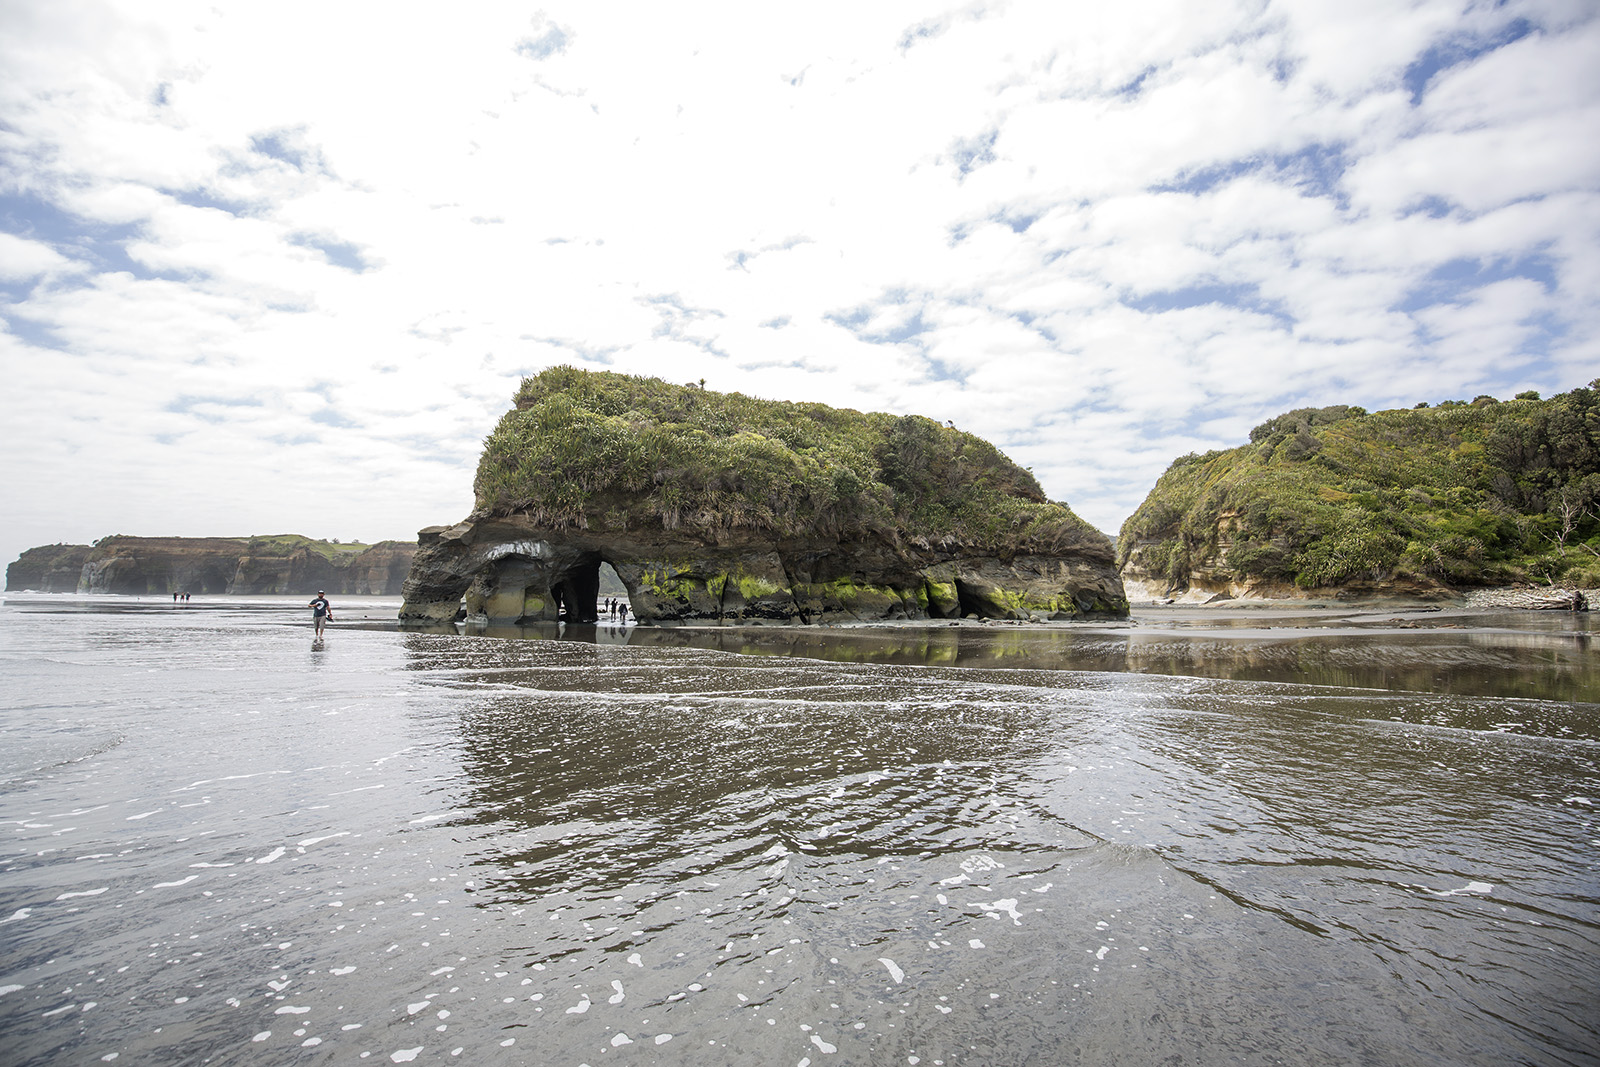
[
  {"left": 1118, "top": 383, "right": 1600, "bottom": 590},
  {"left": 473, "top": 366, "right": 1105, "bottom": 555},
  {"left": 92, "top": 534, "right": 399, "bottom": 564}
]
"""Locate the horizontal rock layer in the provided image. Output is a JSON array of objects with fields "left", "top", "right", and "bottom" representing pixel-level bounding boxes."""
[
  {"left": 400, "top": 518, "right": 1127, "bottom": 626},
  {"left": 6, "top": 536, "right": 415, "bottom": 595}
]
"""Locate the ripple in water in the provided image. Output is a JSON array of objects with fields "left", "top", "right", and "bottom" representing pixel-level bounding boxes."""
[{"left": 0, "top": 601, "right": 1595, "bottom": 1066}]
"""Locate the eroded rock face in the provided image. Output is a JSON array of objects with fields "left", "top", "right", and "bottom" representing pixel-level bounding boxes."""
[
  {"left": 6, "top": 536, "right": 418, "bottom": 595},
  {"left": 1119, "top": 537, "right": 1453, "bottom": 603},
  {"left": 5, "top": 544, "right": 93, "bottom": 592},
  {"left": 400, "top": 517, "right": 1127, "bottom": 626}
]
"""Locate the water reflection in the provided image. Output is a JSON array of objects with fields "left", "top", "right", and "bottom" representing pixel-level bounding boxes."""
[
  {"left": 397, "top": 632, "right": 1600, "bottom": 1067},
  {"left": 407, "top": 616, "right": 1600, "bottom": 703}
]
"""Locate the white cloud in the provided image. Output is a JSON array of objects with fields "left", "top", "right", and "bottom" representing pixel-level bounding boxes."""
[
  {"left": 1, "top": 0, "right": 1597, "bottom": 566},
  {"left": 0, "top": 233, "right": 80, "bottom": 280}
]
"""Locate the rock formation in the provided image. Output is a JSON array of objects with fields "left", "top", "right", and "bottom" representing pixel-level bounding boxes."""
[
  {"left": 5, "top": 543, "right": 94, "bottom": 592},
  {"left": 6, "top": 536, "right": 415, "bottom": 595},
  {"left": 401, "top": 368, "right": 1127, "bottom": 626},
  {"left": 1119, "top": 385, "right": 1600, "bottom": 601}
]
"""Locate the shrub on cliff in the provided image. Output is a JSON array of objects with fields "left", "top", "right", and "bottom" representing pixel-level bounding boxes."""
[
  {"left": 472, "top": 367, "right": 1104, "bottom": 555},
  {"left": 1118, "top": 382, "right": 1600, "bottom": 590}
]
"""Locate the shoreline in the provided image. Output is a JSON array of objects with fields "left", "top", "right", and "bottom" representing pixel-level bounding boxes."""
[{"left": 5, "top": 586, "right": 1594, "bottom": 632}]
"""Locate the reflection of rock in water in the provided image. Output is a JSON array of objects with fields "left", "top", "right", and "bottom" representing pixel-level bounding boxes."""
[
  {"left": 416, "top": 618, "right": 1600, "bottom": 704},
  {"left": 421, "top": 637, "right": 1075, "bottom": 900}
]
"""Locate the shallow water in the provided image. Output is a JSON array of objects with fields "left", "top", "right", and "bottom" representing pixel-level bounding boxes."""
[{"left": 1, "top": 596, "right": 1596, "bottom": 1066}]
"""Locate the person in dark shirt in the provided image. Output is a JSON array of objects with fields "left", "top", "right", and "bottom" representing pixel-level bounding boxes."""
[{"left": 308, "top": 591, "right": 333, "bottom": 637}]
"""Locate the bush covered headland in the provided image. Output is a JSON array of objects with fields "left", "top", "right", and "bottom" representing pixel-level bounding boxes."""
[
  {"left": 1118, "top": 383, "right": 1600, "bottom": 594},
  {"left": 473, "top": 366, "right": 1106, "bottom": 556}
]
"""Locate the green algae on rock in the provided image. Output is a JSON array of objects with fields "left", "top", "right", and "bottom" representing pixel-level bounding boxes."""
[{"left": 402, "top": 368, "right": 1127, "bottom": 625}]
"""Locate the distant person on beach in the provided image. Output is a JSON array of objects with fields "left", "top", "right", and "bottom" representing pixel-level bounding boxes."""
[{"left": 308, "top": 591, "right": 333, "bottom": 637}]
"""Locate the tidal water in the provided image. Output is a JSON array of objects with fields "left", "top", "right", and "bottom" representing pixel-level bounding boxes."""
[{"left": 1, "top": 595, "right": 1596, "bottom": 1066}]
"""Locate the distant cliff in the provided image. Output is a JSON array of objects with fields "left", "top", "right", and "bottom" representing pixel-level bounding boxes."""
[
  {"left": 1118, "top": 384, "right": 1600, "bottom": 600},
  {"left": 403, "top": 367, "right": 1127, "bottom": 625},
  {"left": 6, "top": 544, "right": 94, "bottom": 592},
  {"left": 6, "top": 535, "right": 416, "bottom": 595}
]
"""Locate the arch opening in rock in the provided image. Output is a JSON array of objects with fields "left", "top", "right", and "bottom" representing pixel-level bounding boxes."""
[{"left": 549, "top": 552, "right": 602, "bottom": 623}]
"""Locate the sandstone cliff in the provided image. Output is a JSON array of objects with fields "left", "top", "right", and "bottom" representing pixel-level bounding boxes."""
[
  {"left": 401, "top": 368, "right": 1127, "bottom": 626},
  {"left": 5, "top": 543, "right": 94, "bottom": 592},
  {"left": 6, "top": 536, "right": 415, "bottom": 595}
]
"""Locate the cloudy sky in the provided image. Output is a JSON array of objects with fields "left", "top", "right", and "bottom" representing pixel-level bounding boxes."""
[{"left": 2, "top": 0, "right": 1597, "bottom": 568}]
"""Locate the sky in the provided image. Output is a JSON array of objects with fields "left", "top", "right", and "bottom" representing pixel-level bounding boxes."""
[{"left": 2, "top": 0, "right": 1598, "bottom": 569}]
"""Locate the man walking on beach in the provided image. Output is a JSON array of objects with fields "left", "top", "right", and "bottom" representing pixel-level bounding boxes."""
[{"left": 309, "top": 590, "right": 333, "bottom": 637}]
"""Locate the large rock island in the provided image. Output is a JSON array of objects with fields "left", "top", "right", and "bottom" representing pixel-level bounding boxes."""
[
  {"left": 7, "top": 535, "right": 415, "bottom": 595},
  {"left": 401, "top": 368, "right": 1127, "bottom": 626},
  {"left": 1118, "top": 383, "right": 1600, "bottom": 600}
]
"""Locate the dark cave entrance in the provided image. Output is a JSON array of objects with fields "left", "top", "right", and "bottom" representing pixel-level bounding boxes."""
[
  {"left": 548, "top": 557, "right": 630, "bottom": 624},
  {"left": 953, "top": 579, "right": 988, "bottom": 620}
]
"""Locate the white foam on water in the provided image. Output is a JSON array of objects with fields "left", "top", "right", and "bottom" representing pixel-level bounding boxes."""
[
  {"left": 390, "top": 1048, "right": 422, "bottom": 1063},
  {"left": 331, "top": 967, "right": 357, "bottom": 975},
  {"left": 255, "top": 848, "right": 286, "bottom": 865},
  {"left": 968, "top": 939, "right": 985, "bottom": 949},
  {"left": 654, "top": 1034, "right": 672, "bottom": 1044},
  {"left": 276, "top": 1006, "right": 311, "bottom": 1015},
  {"left": 43, "top": 1004, "right": 76, "bottom": 1017},
  {"left": 609, "top": 980, "right": 625, "bottom": 1004},
  {"left": 611, "top": 1034, "right": 632, "bottom": 1046},
  {"left": 189, "top": 862, "right": 232, "bottom": 868},
  {"left": 125, "top": 811, "right": 161, "bottom": 821},
  {"left": 302, "top": 1037, "right": 322, "bottom": 1046},
  {"left": 499, "top": 1038, "right": 515, "bottom": 1047},
  {"left": 299, "top": 833, "right": 350, "bottom": 846},
  {"left": 1, "top": 909, "right": 32, "bottom": 924},
  {"left": 152, "top": 876, "right": 198, "bottom": 889},
  {"left": 406, "top": 1002, "right": 430, "bottom": 1015},
  {"left": 977, "top": 898, "right": 1023, "bottom": 925},
  {"left": 0, "top": 984, "right": 24, "bottom": 996},
  {"left": 566, "top": 996, "right": 591, "bottom": 1014},
  {"left": 330, "top": 784, "right": 386, "bottom": 796},
  {"left": 343, "top": 1024, "right": 363, "bottom": 1030},
  {"left": 627, "top": 953, "right": 642, "bottom": 967},
  {"left": 1095, "top": 946, "right": 1110, "bottom": 960},
  {"left": 878, "top": 958, "right": 904, "bottom": 984},
  {"left": 811, "top": 1035, "right": 837, "bottom": 1053},
  {"left": 56, "top": 887, "right": 107, "bottom": 900},
  {"left": 252, "top": 1033, "right": 270, "bottom": 1042}
]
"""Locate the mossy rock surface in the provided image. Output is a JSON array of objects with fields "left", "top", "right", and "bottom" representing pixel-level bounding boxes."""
[{"left": 401, "top": 371, "right": 1128, "bottom": 625}]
